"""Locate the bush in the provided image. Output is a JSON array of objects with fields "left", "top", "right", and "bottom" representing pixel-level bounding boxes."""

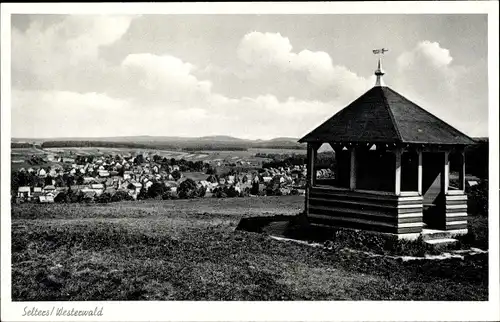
[
  {"left": 161, "top": 191, "right": 178, "bottom": 200},
  {"left": 250, "top": 181, "right": 259, "bottom": 195},
  {"left": 147, "top": 182, "right": 166, "bottom": 199},
  {"left": 284, "top": 218, "right": 437, "bottom": 257},
  {"left": 95, "top": 192, "right": 111, "bottom": 204},
  {"left": 171, "top": 170, "right": 182, "bottom": 181},
  {"left": 111, "top": 190, "right": 133, "bottom": 202},
  {"left": 467, "top": 179, "right": 488, "bottom": 216},
  {"left": 54, "top": 192, "right": 68, "bottom": 203},
  {"left": 212, "top": 185, "right": 240, "bottom": 198},
  {"left": 178, "top": 178, "right": 201, "bottom": 199}
]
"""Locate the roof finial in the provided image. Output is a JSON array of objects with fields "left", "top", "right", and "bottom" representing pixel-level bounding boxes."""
[{"left": 373, "top": 48, "right": 388, "bottom": 87}]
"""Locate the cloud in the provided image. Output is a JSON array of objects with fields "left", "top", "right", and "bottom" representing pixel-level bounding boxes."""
[
  {"left": 120, "top": 53, "right": 212, "bottom": 105},
  {"left": 11, "top": 90, "right": 132, "bottom": 138},
  {"left": 12, "top": 15, "right": 137, "bottom": 87},
  {"left": 397, "top": 41, "right": 453, "bottom": 69},
  {"left": 237, "top": 31, "right": 371, "bottom": 95},
  {"left": 393, "top": 41, "right": 487, "bottom": 136},
  {"left": 10, "top": 18, "right": 487, "bottom": 139}
]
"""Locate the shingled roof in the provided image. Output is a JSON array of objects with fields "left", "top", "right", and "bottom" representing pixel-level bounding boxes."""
[{"left": 298, "top": 86, "right": 476, "bottom": 145}]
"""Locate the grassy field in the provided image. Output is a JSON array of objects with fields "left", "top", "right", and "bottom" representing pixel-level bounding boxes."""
[
  {"left": 11, "top": 197, "right": 488, "bottom": 301},
  {"left": 11, "top": 147, "right": 305, "bottom": 171}
]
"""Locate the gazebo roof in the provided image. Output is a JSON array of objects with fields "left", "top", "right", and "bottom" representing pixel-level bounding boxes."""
[{"left": 298, "top": 85, "right": 476, "bottom": 146}]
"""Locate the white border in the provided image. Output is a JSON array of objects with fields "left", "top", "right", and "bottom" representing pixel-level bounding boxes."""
[{"left": 1, "top": 2, "right": 499, "bottom": 322}]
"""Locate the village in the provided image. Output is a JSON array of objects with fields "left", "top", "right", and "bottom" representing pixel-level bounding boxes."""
[{"left": 12, "top": 150, "right": 335, "bottom": 204}]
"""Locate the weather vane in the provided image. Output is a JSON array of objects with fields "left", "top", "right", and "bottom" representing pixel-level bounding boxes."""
[
  {"left": 373, "top": 48, "right": 388, "bottom": 87},
  {"left": 372, "top": 48, "right": 389, "bottom": 55}
]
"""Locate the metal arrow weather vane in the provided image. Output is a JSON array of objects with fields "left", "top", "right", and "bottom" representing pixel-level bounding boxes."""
[
  {"left": 373, "top": 48, "right": 388, "bottom": 87},
  {"left": 372, "top": 48, "right": 389, "bottom": 55}
]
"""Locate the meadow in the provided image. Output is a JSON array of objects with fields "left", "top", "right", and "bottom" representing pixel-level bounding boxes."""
[{"left": 11, "top": 197, "right": 488, "bottom": 301}]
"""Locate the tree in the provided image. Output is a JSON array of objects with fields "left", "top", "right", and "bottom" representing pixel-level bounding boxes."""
[
  {"left": 66, "top": 175, "right": 74, "bottom": 188},
  {"left": 76, "top": 175, "right": 84, "bottom": 186},
  {"left": 171, "top": 170, "right": 181, "bottom": 181},
  {"left": 147, "top": 182, "right": 166, "bottom": 199},
  {"left": 55, "top": 176, "right": 65, "bottom": 187},
  {"left": 44, "top": 175, "right": 53, "bottom": 186},
  {"left": 206, "top": 166, "right": 217, "bottom": 175},
  {"left": 11, "top": 171, "right": 20, "bottom": 193},
  {"left": 111, "top": 190, "right": 133, "bottom": 202},
  {"left": 137, "top": 187, "right": 148, "bottom": 200},
  {"left": 178, "top": 178, "right": 198, "bottom": 199},
  {"left": 96, "top": 192, "right": 112, "bottom": 203},
  {"left": 54, "top": 191, "right": 68, "bottom": 203},
  {"left": 134, "top": 154, "right": 145, "bottom": 165},
  {"left": 251, "top": 180, "right": 260, "bottom": 195},
  {"left": 197, "top": 185, "right": 206, "bottom": 198}
]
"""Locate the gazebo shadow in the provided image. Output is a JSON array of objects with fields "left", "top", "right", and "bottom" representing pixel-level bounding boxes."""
[{"left": 235, "top": 214, "right": 339, "bottom": 243}]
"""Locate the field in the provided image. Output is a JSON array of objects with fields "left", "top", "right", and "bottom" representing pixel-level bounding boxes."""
[
  {"left": 11, "top": 197, "right": 488, "bottom": 301},
  {"left": 10, "top": 147, "right": 306, "bottom": 171}
]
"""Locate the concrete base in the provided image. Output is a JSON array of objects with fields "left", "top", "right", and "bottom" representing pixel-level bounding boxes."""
[
  {"left": 395, "top": 228, "right": 469, "bottom": 241},
  {"left": 397, "top": 233, "right": 421, "bottom": 241},
  {"left": 446, "top": 228, "right": 468, "bottom": 236}
]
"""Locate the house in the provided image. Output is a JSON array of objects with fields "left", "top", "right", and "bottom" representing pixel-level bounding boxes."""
[
  {"left": 82, "top": 191, "right": 97, "bottom": 201},
  {"left": 39, "top": 192, "right": 56, "bottom": 203},
  {"left": 262, "top": 176, "right": 272, "bottom": 183},
  {"left": 131, "top": 182, "right": 142, "bottom": 194},
  {"left": 91, "top": 184, "right": 105, "bottom": 195},
  {"left": 38, "top": 168, "right": 47, "bottom": 178},
  {"left": 123, "top": 171, "right": 133, "bottom": 180},
  {"left": 63, "top": 157, "right": 75, "bottom": 163},
  {"left": 43, "top": 185, "right": 56, "bottom": 193},
  {"left": 17, "top": 186, "right": 31, "bottom": 199},
  {"left": 98, "top": 170, "right": 110, "bottom": 177},
  {"left": 83, "top": 177, "right": 95, "bottom": 184}
]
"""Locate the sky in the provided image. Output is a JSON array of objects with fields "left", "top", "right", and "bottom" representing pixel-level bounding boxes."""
[{"left": 10, "top": 14, "right": 489, "bottom": 140}]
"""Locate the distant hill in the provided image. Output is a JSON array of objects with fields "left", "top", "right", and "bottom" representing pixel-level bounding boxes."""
[
  {"left": 267, "top": 137, "right": 300, "bottom": 142},
  {"left": 11, "top": 135, "right": 306, "bottom": 150},
  {"left": 197, "top": 135, "right": 247, "bottom": 142}
]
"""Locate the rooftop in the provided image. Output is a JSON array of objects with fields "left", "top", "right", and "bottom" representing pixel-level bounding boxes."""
[{"left": 299, "top": 53, "right": 475, "bottom": 146}]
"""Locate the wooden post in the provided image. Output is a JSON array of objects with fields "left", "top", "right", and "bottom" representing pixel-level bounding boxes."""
[
  {"left": 349, "top": 147, "right": 356, "bottom": 190},
  {"left": 305, "top": 144, "right": 316, "bottom": 215},
  {"left": 312, "top": 145, "right": 318, "bottom": 186},
  {"left": 417, "top": 150, "right": 423, "bottom": 195},
  {"left": 459, "top": 150, "right": 465, "bottom": 191},
  {"left": 395, "top": 148, "right": 401, "bottom": 195},
  {"left": 443, "top": 151, "right": 450, "bottom": 195}
]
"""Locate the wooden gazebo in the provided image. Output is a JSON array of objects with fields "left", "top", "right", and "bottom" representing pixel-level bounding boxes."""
[{"left": 298, "top": 56, "right": 476, "bottom": 238}]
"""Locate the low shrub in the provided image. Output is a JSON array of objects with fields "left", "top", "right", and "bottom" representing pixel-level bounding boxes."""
[
  {"left": 284, "top": 216, "right": 437, "bottom": 257},
  {"left": 111, "top": 190, "right": 133, "bottom": 202},
  {"left": 467, "top": 179, "right": 488, "bottom": 216}
]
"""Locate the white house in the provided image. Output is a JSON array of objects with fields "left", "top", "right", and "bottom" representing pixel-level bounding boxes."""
[
  {"left": 91, "top": 184, "right": 105, "bottom": 195},
  {"left": 17, "top": 186, "right": 31, "bottom": 199},
  {"left": 38, "top": 168, "right": 47, "bottom": 178}
]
